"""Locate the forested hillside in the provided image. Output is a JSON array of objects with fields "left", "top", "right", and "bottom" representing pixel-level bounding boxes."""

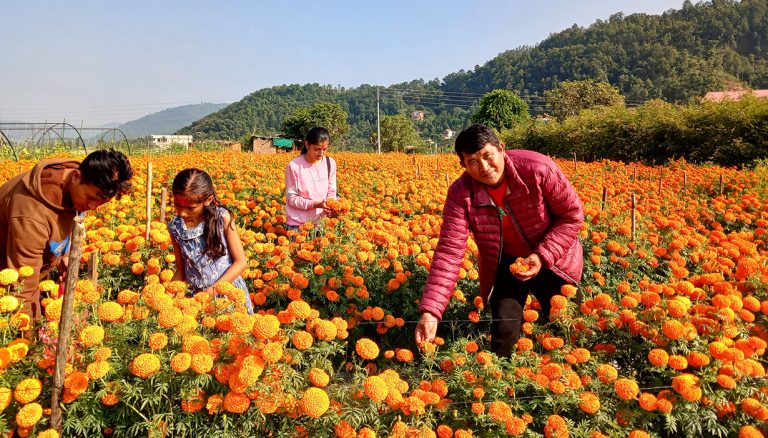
[
  {"left": 179, "top": 0, "right": 768, "bottom": 147},
  {"left": 119, "top": 103, "right": 227, "bottom": 139}
]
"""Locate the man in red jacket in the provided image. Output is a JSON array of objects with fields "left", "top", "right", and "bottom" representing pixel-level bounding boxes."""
[{"left": 415, "top": 124, "right": 584, "bottom": 357}]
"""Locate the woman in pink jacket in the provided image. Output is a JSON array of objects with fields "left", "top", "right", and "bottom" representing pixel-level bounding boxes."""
[
  {"left": 284, "top": 127, "right": 338, "bottom": 235},
  {"left": 415, "top": 124, "right": 584, "bottom": 357}
]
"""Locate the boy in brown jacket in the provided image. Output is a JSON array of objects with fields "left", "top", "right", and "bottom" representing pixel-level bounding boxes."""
[{"left": 0, "top": 149, "right": 133, "bottom": 321}]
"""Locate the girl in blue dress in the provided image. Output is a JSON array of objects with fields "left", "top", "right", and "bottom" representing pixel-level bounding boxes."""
[{"left": 167, "top": 168, "right": 253, "bottom": 313}]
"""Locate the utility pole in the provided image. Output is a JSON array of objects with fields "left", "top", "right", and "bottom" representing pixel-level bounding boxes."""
[{"left": 376, "top": 87, "right": 381, "bottom": 154}]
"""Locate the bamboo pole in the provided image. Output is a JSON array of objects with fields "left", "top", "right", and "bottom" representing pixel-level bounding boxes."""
[
  {"left": 633, "top": 166, "right": 637, "bottom": 182},
  {"left": 145, "top": 161, "right": 153, "bottom": 240},
  {"left": 658, "top": 168, "right": 663, "bottom": 196},
  {"left": 631, "top": 193, "right": 637, "bottom": 242},
  {"left": 159, "top": 188, "right": 167, "bottom": 224},
  {"left": 573, "top": 152, "right": 577, "bottom": 175},
  {"left": 87, "top": 250, "right": 99, "bottom": 283},
  {"left": 50, "top": 216, "right": 86, "bottom": 431},
  {"left": 445, "top": 172, "right": 450, "bottom": 187},
  {"left": 683, "top": 171, "right": 687, "bottom": 192}
]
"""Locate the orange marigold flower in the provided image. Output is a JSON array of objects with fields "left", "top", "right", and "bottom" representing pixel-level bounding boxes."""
[
  {"left": 308, "top": 368, "right": 330, "bottom": 388},
  {"left": 544, "top": 414, "right": 568, "bottom": 438},
  {"left": 130, "top": 353, "right": 161, "bottom": 378},
  {"left": 148, "top": 333, "right": 168, "bottom": 350},
  {"left": 638, "top": 392, "right": 657, "bottom": 411},
  {"left": 0, "top": 387, "right": 12, "bottom": 411},
  {"left": 716, "top": 374, "right": 737, "bottom": 389},
  {"left": 364, "top": 376, "right": 389, "bottom": 403},
  {"left": 596, "top": 364, "right": 618, "bottom": 383},
  {"left": 396, "top": 349, "right": 414, "bottom": 363},
  {"left": 648, "top": 349, "right": 669, "bottom": 367},
  {"left": 292, "top": 330, "right": 314, "bottom": 350},
  {"left": 739, "top": 425, "right": 765, "bottom": 438},
  {"left": 206, "top": 393, "right": 223, "bottom": 414},
  {"left": 662, "top": 319, "right": 685, "bottom": 340},
  {"left": 190, "top": 354, "right": 214, "bottom": 374},
  {"left": 94, "top": 347, "right": 112, "bottom": 361},
  {"left": 287, "top": 300, "right": 311, "bottom": 320},
  {"left": 252, "top": 314, "right": 280, "bottom": 340},
  {"left": 578, "top": 391, "right": 600, "bottom": 414},
  {"left": 300, "top": 387, "right": 329, "bottom": 418},
  {"left": 356, "top": 338, "right": 380, "bottom": 360},
  {"left": 668, "top": 355, "right": 688, "bottom": 370},
  {"left": 223, "top": 391, "right": 251, "bottom": 414},
  {"left": 171, "top": 352, "right": 192, "bottom": 373},
  {"left": 261, "top": 341, "right": 283, "bottom": 364},
  {"left": 614, "top": 378, "right": 640, "bottom": 400},
  {"left": 14, "top": 378, "right": 42, "bottom": 404}
]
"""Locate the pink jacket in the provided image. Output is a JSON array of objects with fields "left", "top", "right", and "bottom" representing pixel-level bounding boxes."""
[{"left": 418, "top": 149, "right": 584, "bottom": 320}]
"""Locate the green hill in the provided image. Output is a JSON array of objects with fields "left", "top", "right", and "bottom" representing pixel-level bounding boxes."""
[
  {"left": 119, "top": 102, "right": 228, "bottom": 139},
  {"left": 178, "top": 0, "right": 768, "bottom": 147}
]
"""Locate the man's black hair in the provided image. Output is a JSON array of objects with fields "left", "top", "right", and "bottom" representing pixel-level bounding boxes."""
[
  {"left": 79, "top": 149, "right": 134, "bottom": 199},
  {"left": 454, "top": 124, "right": 501, "bottom": 161}
]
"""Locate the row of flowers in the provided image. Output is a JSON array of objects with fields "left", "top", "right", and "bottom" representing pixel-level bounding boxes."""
[{"left": 0, "top": 151, "right": 766, "bottom": 437}]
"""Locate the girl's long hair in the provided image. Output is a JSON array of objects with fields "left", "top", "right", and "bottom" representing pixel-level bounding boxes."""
[
  {"left": 172, "top": 168, "right": 233, "bottom": 260},
  {"left": 301, "top": 127, "right": 330, "bottom": 154}
]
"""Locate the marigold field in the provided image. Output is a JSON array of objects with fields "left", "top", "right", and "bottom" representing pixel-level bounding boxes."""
[{"left": 1, "top": 151, "right": 767, "bottom": 438}]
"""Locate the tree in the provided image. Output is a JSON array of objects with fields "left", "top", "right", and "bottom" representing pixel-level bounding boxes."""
[
  {"left": 471, "top": 89, "right": 530, "bottom": 131},
  {"left": 282, "top": 102, "right": 349, "bottom": 143},
  {"left": 544, "top": 80, "right": 625, "bottom": 121},
  {"left": 370, "top": 114, "right": 422, "bottom": 153}
]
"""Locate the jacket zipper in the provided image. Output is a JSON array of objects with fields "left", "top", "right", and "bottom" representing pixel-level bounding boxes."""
[{"left": 477, "top": 202, "right": 504, "bottom": 307}]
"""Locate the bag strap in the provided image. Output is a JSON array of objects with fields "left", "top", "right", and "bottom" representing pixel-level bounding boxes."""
[{"left": 326, "top": 156, "right": 331, "bottom": 178}]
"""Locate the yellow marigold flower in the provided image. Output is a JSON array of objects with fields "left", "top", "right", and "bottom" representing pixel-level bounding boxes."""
[
  {"left": 18, "top": 266, "right": 34, "bottom": 278},
  {"left": 166, "top": 281, "right": 188, "bottom": 295},
  {"left": 157, "top": 308, "right": 183, "bottom": 328},
  {"left": 0, "top": 269, "right": 19, "bottom": 286},
  {"left": 229, "top": 312, "right": 254, "bottom": 334},
  {"left": 44, "top": 298, "right": 62, "bottom": 321},
  {"left": 94, "top": 347, "right": 112, "bottom": 361},
  {"left": 171, "top": 352, "right": 192, "bottom": 373},
  {"left": 364, "top": 376, "right": 389, "bottom": 403},
  {"left": 287, "top": 300, "right": 311, "bottom": 319},
  {"left": 86, "top": 361, "right": 111, "bottom": 380},
  {"left": 308, "top": 368, "right": 330, "bottom": 388},
  {"left": 252, "top": 314, "right": 280, "bottom": 340},
  {"left": 148, "top": 333, "right": 168, "bottom": 350},
  {"left": 13, "top": 378, "right": 42, "bottom": 404},
  {"left": 300, "top": 387, "right": 329, "bottom": 418},
  {"left": 10, "top": 312, "right": 31, "bottom": 331},
  {"left": 76, "top": 279, "right": 100, "bottom": 304},
  {"left": 292, "top": 331, "right": 314, "bottom": 350},
  {"left": 0, "top": 387, "right": 12, "bottom": 411},
  {"left": 0, "top": 296, "right": 19, "bottom": 313},
  {"left": 79, "top": 325, "right": 105, "bottom": 347},
  {"left": 38, "top": 279, "right": 58, "bottom": 293},
  {"left": 130, "top": 353, "right": 161, "bottom": 378},
  {"left": 223, "top": 391, "right": 251, "bottom": 414},
  {"left": 355, "top": 338, "right": 379, "bottom": 360},
  {"left": 261, "top": 341, "right": 283, "bottom": 364},
  {"left": 97, "top": 301, "right": 124, "bottom": 322},
  {"left": 117, "top": 289, "right": 139, "bottom": 305},
  {"left": 190, "top": 354, "right": 214, "bottom": 374},
  {"left": 36, "top": 429, "right": 59, "bottom": 438},
  {"left": 15, "top": 402, "right": 42, "bottom": 428},
  {"left": 182, "top": 335, "right": 210, "bottom": 354}
]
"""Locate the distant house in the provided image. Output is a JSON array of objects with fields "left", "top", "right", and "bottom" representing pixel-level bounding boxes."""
[
  {"left": 442, "top": 128, "right": 455, "bottom": 139},
  {"left": 410, "top": 110, "right": 425, "bottom": 122},
  {"left": 701, "top": 89, "right": 768, "bottom": 102},
  {"left": 250, "top": 135, "right": 298, "bottom": 153},
  {"left": 151, "top": 134, "right": 192, "bottom": 148}
]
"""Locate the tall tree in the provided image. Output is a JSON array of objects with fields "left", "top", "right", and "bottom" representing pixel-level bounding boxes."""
[
  {"left": 544, "top": 80, "right": 626, "bottom": 121},
  {"left": 370, "top": 114, "right": 423, "bottom": 153},
  {"left": 282, "top": 102, "right": 349, "bottom": 143},
  {"left": 471, "top": 89, "right": 530, "bottom": 131}
]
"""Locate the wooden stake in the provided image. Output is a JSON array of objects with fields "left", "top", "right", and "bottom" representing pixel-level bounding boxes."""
[
  {"left": 601, "top": 186, "right": 608, "bottom": 211},
  {"left": 416, "top": 163, "right": 420, "bottom": 179},
  {"left": 145, "top": 161, "right": 153, "bottom": 240},
  {"left": 50, "top": 216, "right": 86, "bottom": 431},
  {"left": 683, "top": 171, "right": 687, "bottom": 192},
  {"left": 573, "top": 152, "right": 577, "bottom": 175},
  {"left": 445, "top": 172, "right": 450, "bottom": 187},
  {"left": 631, "top": 193, "right": 637, "bottom": 242},
  {"left": 159, "top": 188, "right": 167, "bottom": 224},
  {"left": 87, "top": 250, "right": 99, "bottom": 283},
  {"left": 719, "top": 174, "right": 724, "bottom": 195},
  {"left": 658, "top": 169, "right": 663, "bottom": 196},
  {"left": 633, "top": 166, "right": 637, "bottom": 182}
]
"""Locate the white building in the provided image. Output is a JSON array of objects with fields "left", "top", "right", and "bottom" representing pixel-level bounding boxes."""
[
  {"left": 151, "top": 134, "right": 193, "bottom": 148},
  {"left": 442, "top": 128, "right": 454, "bottom": 139},
  {"left": 410, "top": 110, "right": 425, "bottom": 122}
]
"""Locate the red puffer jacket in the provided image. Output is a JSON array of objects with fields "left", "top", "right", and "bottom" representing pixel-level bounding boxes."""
[{"left": 418, "top": 149, "right": 584, "bottom": 319}]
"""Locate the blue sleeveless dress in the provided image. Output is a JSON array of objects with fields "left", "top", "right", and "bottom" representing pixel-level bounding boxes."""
[{"left": 167, "top": 206, "right": 253, "bottom": 313}]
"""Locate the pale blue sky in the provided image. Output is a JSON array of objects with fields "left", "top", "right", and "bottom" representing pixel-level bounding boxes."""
[{"left": 1, "top": 0, "right": 686, "bottom": 126}]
